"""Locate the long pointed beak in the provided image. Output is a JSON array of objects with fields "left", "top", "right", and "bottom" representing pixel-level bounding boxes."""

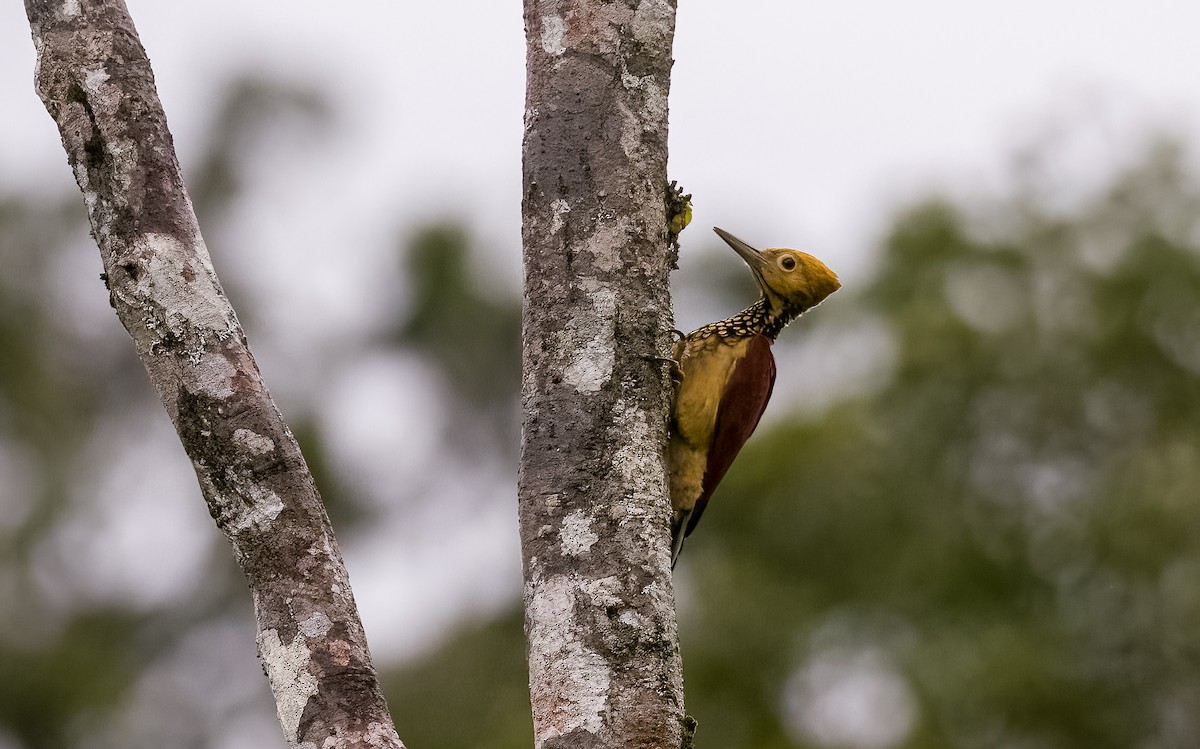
[{"left": 714, "top": 227, "right": 767, "bottom": 279}]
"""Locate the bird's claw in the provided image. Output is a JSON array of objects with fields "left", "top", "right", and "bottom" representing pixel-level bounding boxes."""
[{"left": 642, "top": 354, "right": 684, "bottom": 385}]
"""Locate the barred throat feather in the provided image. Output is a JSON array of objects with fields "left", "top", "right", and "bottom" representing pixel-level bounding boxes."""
[{"left": 690, "top": 297, "right": 802, "bottom": 342}]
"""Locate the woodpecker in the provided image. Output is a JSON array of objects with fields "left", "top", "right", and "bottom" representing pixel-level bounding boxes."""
[{"left": 669, "top": 228, "right": 840, "bottom": 566}]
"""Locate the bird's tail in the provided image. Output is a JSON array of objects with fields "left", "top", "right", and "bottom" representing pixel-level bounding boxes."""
[{"left": 670, "top": 509, "right": 692, "bottom": 570}]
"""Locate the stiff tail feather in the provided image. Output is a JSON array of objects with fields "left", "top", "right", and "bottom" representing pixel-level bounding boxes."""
[{"left": 670, "top": 508, "right": 693, "bottom": 569}]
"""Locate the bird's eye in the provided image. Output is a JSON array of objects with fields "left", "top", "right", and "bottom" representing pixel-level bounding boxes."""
[{"left": 780, "top": 255, "right": 797, "bottom": 271}]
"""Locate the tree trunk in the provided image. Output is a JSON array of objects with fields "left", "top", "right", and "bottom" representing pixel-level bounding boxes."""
[
  {"left": 24, "top": 2, "right": 403, "bottom": 747},
  {"left": 518, "top": 1, "right": 686, "bottom": 747}
]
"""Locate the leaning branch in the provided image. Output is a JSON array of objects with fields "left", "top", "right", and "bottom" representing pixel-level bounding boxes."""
[{"left": 24, "top": 1, "right": 402, "bottom": 746}]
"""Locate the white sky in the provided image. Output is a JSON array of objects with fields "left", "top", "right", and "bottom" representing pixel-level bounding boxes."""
[
  {"left": 7, "top": 2, "right": 1200, "bottom": 281},
  {"left": 5, "top": 0, "right": 1200, "bottom": 660}
]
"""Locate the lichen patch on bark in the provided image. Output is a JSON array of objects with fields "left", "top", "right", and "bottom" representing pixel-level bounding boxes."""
[
  {"left": 299, "top": 611, "right": 333, "bottom": 639},
  {"left": 526, "top": 575, "right": 613, "bottom": 744},
  {"left": 561, "top": 283, "right": 616, "bottom": 394},
  {"left": 560, "top": 510, "right": 600, "bottom": 556},
  {"left": 258, "top": 628, "right": 320, "bottom": 741},
  {"left": 223, "top": 479, "right": 284, "bottom": 536},
  {"left": 609, "top": 399, "right": 661, "bottom": 494},
  {"left": 540, "top": 15, "right": 567, "bottom": 56},
  {"left": 83, "top": 67, "right": 109, "bottom": 95},
  {"left": 579, "top": 218, "right": 633, "bottom": 273},
  {"left": 233, "top": 428, "right": 276, "bottom": 457},
  {"left": 138, "top": 233, "right": 230, "bottom": 327},
  {"left": 549, "top": 198, "right": 570, "bottom": 234}
]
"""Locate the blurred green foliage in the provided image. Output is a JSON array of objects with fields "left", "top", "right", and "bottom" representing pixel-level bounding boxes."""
[
  {"left": 674, "top": 142, "right": 1200, "bottom": 748},
  {"left": 5, "top": 72, "right": 1200, "bottom": 749},
  {"left": 395, "top": 224, "right": 521, "bottom": 453},
  {"left": 383, "top": 611, "right": 532, "bottom": 748}
]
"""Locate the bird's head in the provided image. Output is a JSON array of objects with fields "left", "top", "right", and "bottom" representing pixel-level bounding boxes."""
[{"left": 714, "top": 227, "right": 841, "bottom": 316}]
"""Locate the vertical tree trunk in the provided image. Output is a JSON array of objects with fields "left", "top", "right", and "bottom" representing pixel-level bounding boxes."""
[
  {"left": 518, "top": 1, "right": 686, "bottom": 747},
  {"left": 24, "top": 2, "right": 403, "bottom": 747}
]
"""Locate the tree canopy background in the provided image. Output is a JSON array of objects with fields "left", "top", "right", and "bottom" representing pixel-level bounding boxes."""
[{"left": 4, "top": 71, "right": 1200, "bottom": 749}]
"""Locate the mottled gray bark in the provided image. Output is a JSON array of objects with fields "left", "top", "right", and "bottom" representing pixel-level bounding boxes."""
[
  {"left": 519, "top": 1, "right": 686, "bottom": 747},
  {"left": 24, "top": 2, "right": 403, "bottom": 747}
]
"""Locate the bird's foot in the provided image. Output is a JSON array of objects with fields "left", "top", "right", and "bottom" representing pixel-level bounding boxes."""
[{"left": 641, "top": 354, "right": 684, "bottom": 385}]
